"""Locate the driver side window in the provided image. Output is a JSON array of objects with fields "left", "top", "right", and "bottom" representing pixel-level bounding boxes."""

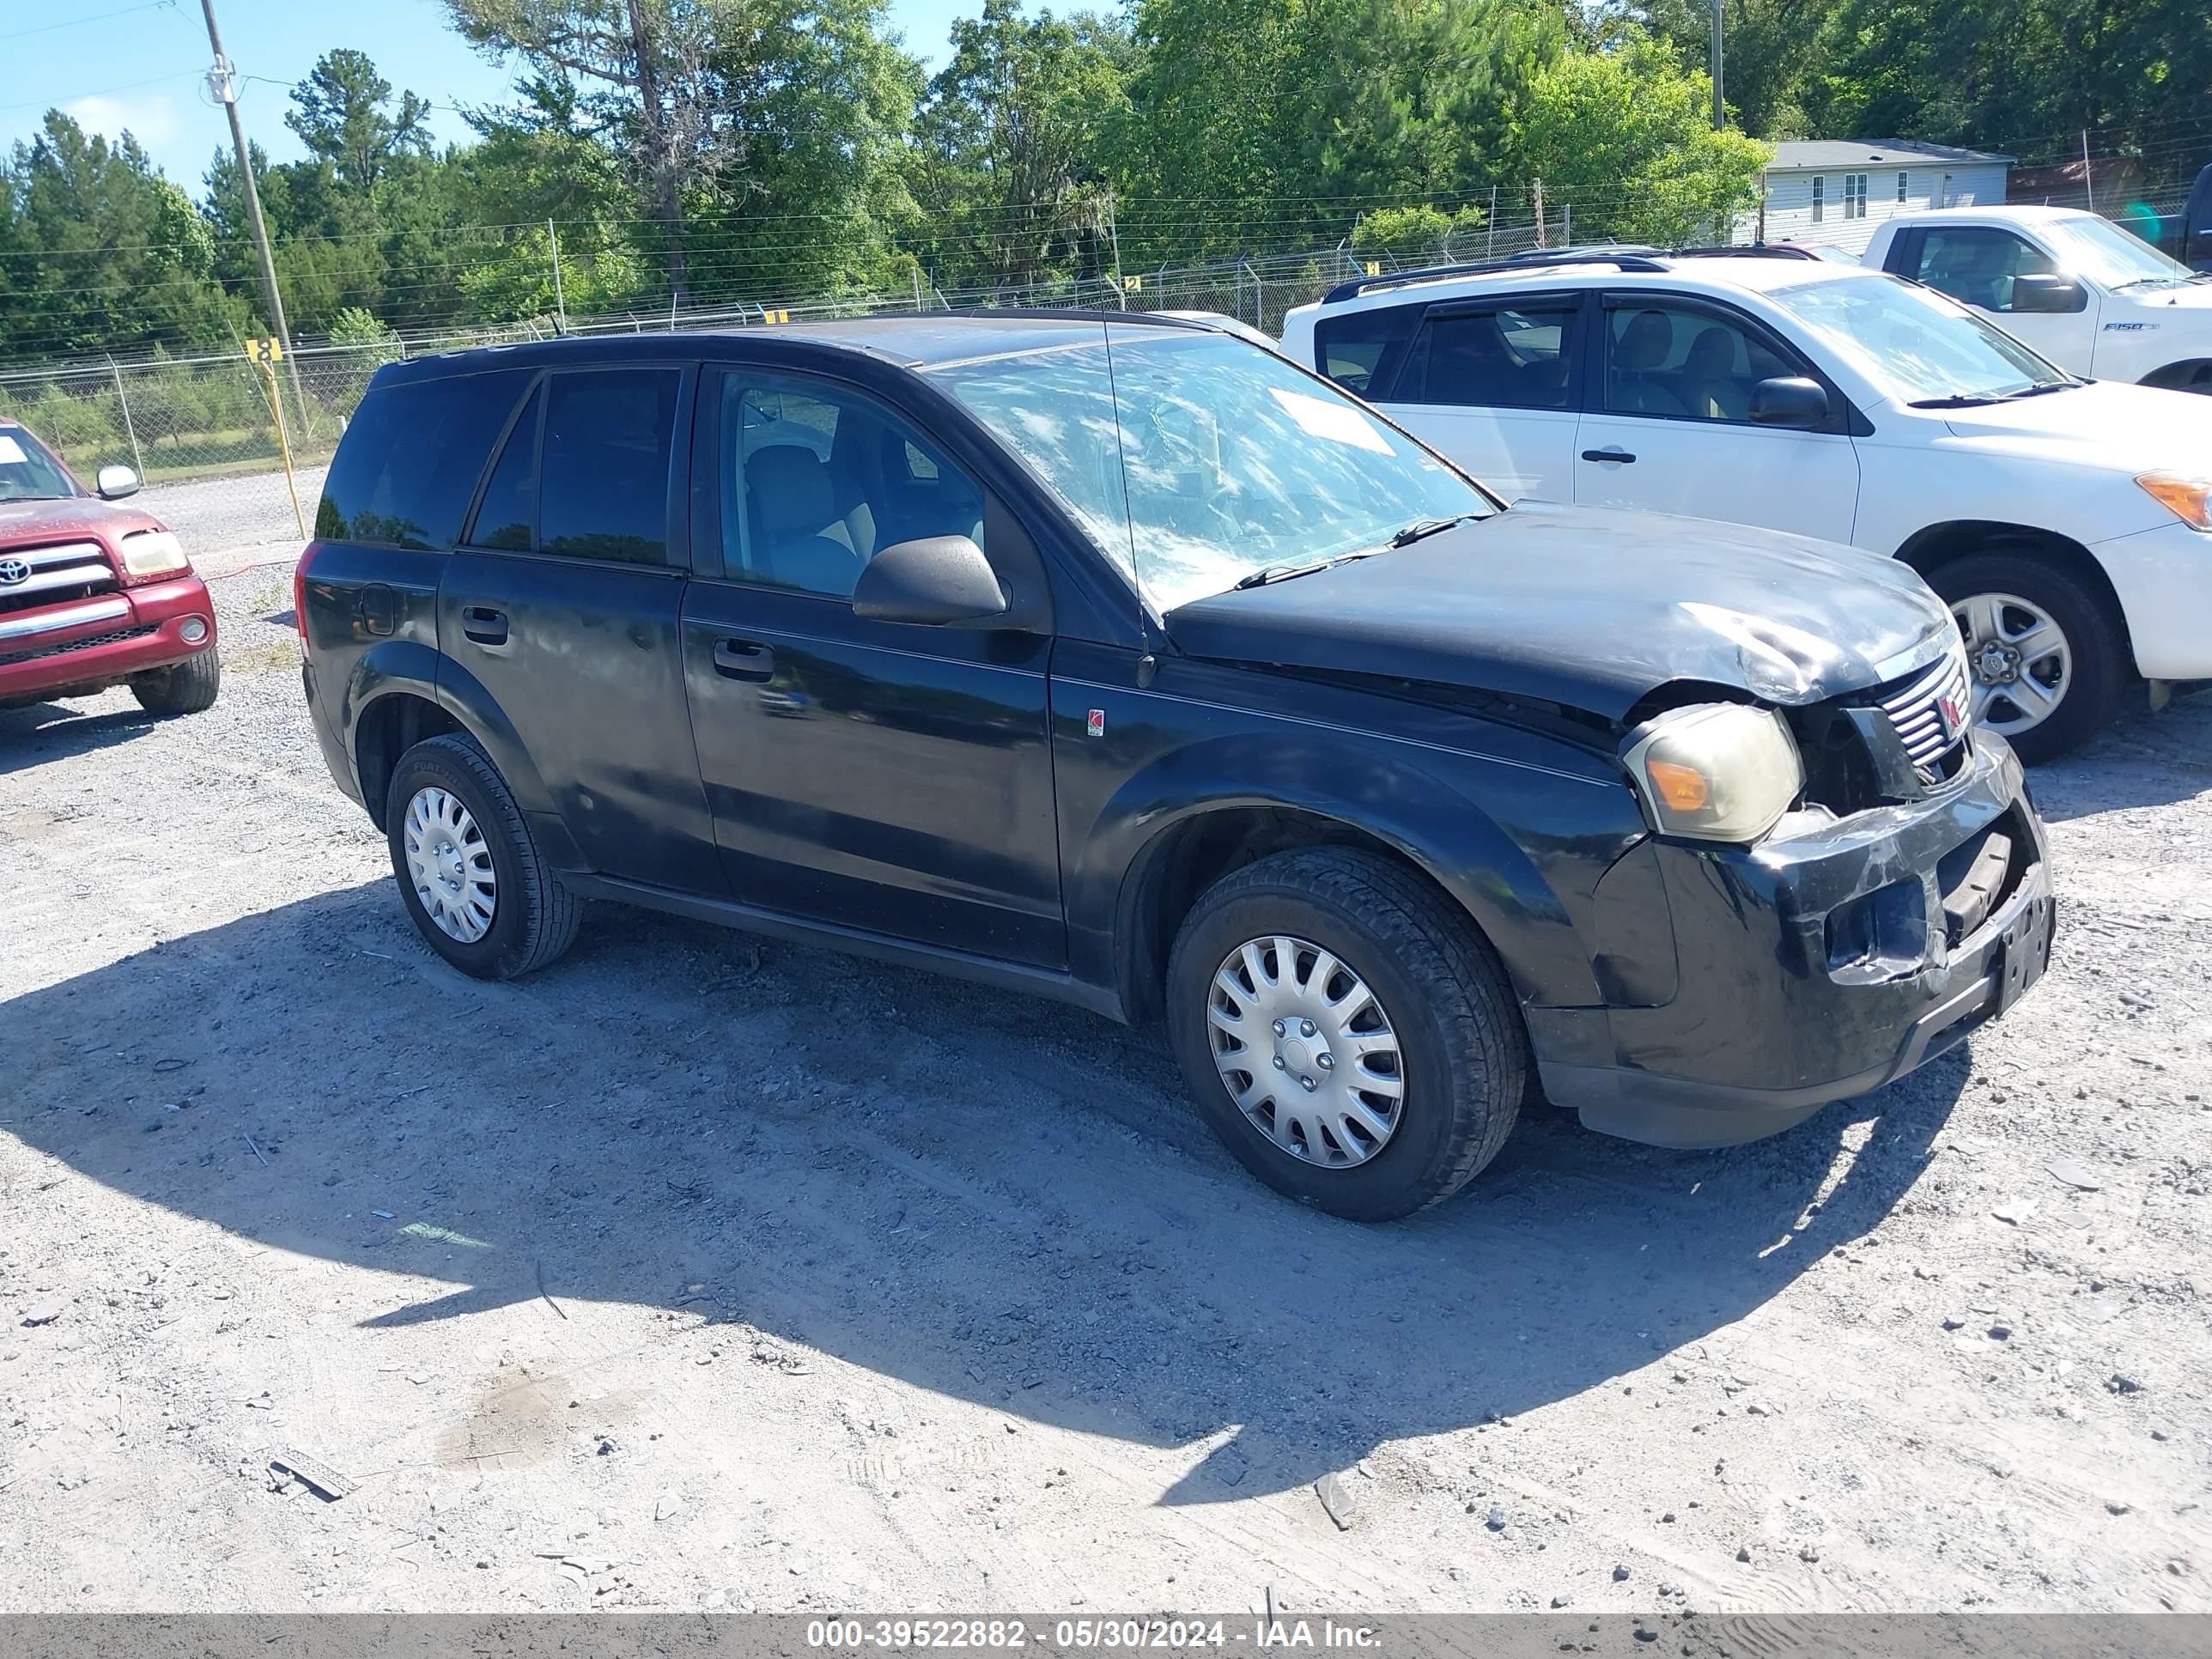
[
  {"left": 1911, "top": 228, "right": 2056, "bottom": 313},
  {"left": 718, "top": 374, "right": 984, "bottom": 601}
]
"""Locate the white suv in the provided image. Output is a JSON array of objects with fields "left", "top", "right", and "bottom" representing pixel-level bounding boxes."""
[
  {"left": 1863, "top": 206, "right": 2212, "bottom": 393},
  {"left": 1279, "top": 251, "right": 2212, "bottom": 759}
]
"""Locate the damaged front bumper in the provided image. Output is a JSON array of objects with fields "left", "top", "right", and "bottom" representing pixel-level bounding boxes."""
[{"left": 1531, "top": 732, "right": 2054, "bottom": 1148}]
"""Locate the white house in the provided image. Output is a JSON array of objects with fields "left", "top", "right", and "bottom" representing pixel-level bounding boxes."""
[{"left": 1735, "top": 140, "right": 2015, "bottom": 258}]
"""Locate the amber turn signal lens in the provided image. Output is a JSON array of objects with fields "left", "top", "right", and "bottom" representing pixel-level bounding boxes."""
[
  {"left": 2137, "top": 473, "right": 2212, "bottom": 532},
  {"left": 1646, "top": 760, "right": 1711, "bottom": 812}
]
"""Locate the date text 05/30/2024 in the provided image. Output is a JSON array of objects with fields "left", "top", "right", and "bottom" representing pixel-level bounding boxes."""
[{"left": 805, "top": 1620, "right": 1384, "bottom": 1650}]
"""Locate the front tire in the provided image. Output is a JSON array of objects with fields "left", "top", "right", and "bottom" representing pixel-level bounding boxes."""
[
  {"left": 131, "top": 650, "right": 220, "bottom": 716},
  {"left": 1928, "top": 548, "right": 2127, "bottom": 764},
  {"left": 1165, "top": 848, "right": 1526, "bottom": 1221},
  {"left": 386, "top": 733, "right": 582, "bottom": 980}
]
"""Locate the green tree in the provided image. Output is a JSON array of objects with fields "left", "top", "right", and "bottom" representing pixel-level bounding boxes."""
[
  {"left": 1350, "top": 204, "right": 1486, "bottom": 262},
  {"left": 1512, "top": 40, "right": 1770, "bottom": 246},
  {"left": 0, "top": 112, "right": 246, "bottom": 361},
  {"left": 287, "top": 49, "right": 435, "bottom": 196},
  {"left": 911, "top": 0, "right": 1133, "bottom": 289}
]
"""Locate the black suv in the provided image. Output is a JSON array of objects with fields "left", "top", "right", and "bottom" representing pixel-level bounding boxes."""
[{"left": 298, "top": 314, "right": 2053, "bottom": 1220}]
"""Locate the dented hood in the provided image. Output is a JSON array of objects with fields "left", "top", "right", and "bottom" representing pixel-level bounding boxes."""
[{"left": 1164, "top": 503, "right": 1954, "bottom": 722}]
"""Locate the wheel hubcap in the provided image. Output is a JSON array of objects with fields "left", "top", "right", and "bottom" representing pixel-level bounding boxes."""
[
  {"left": 1953, "top": 592, "right": 2071, "bottom": 738},
  {"left": 1206, "top": 934, "right": 1403, "bottom": 1168},
  {"left": 403, "top": 786, "right": 496, "bottom": 944}
]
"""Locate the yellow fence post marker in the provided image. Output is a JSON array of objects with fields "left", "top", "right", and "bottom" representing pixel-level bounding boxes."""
[{"left": 246, "top": 337, "right": 307, "bottom": 539}]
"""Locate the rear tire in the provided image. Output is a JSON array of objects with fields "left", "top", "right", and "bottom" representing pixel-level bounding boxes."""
[
  {"left": 130, "top": 650, "right": 220, "bottom": 716},
  {"left": 1165, "top": 847, "right": 1526, "bottom": 1222},
  {"left": 386, "top": 733, "right": 582, "bottom": 980},
  {"left": 1927, "top": 547, "right": 2127, "bottom": 764}
]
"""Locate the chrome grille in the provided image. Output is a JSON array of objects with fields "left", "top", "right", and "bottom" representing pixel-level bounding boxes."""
[
  {"left": 0, "top": 540, "right": 118, "bottom": 616},
  {"left": 1878, "top": 645, "right": 1972, "bottom": 778}
]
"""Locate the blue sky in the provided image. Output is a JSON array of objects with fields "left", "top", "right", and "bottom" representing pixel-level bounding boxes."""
[{"left": 2, "top": 0, "right": 975, "bottom": 194}]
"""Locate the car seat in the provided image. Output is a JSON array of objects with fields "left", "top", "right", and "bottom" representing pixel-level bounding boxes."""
[{"left": 744, "top": 445, "right": 868, "bottom": 595}]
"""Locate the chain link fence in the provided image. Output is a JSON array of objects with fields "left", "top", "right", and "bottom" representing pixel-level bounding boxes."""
[{"left": 0, "top": 183, "right": 2169, "bottom": 558}]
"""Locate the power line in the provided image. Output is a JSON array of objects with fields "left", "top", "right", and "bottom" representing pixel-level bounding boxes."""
[{"left": 0, "top": 0, "right": 181, "bottom": 44}]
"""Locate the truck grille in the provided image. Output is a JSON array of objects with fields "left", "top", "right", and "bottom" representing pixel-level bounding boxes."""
[
  {"left": 0, "top": 623, "right": 155, "bottom": 670},
  {"left": 1878, "top": 644, "right": 1973, "bottom": 780},
  {"left": 0, "top": 540, "right": 118, "bottom": 617}
]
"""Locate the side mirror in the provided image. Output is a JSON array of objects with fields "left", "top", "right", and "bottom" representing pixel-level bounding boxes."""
[
  {"left": 852, "top": 535, "right": 1008, "bottom": 626},
  {"left": 95, "top": 464, "right": 141, "bottom": 500},
  {"left": 2010, "top": 273, "right": 2087, "bottom": 313},
  {"left": 1748, "top": 376, "right": 1830, "bottom": 428}
]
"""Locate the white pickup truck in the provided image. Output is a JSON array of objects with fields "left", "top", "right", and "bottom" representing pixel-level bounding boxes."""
[{"left": 1863, "top": 206, "right": 2212, "bottom": 392}]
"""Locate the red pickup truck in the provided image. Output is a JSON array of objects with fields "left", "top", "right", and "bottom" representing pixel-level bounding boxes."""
[{"left": 0, "top": 417, "right": 219, "bottom": 717}]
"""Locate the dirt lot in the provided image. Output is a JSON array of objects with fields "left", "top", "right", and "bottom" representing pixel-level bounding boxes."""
[{"left": 3, "top": 565, "right": 2209, "bottom": 1617}]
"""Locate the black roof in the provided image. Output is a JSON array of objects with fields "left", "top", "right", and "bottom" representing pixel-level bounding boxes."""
[{"left": 380, "top": 309, "right": 1209, "bottom": 385}]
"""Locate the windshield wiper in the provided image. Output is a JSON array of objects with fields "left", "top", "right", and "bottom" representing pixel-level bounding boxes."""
[
  {"left": 2113, "top": 275, "right": 2191, "bottom": 291},
  {"left": 1907, "top": 393, "right": 2002, "bottom": 408},
  {"left": 1999, "top": 380, "right": 2078, "bottom": 398},
  {"left": 1389, "top": 512, "right": 1482, "bottom": 548},
  {"left": 1233, "top": 558, "right": 1335, "bottom": 590}
]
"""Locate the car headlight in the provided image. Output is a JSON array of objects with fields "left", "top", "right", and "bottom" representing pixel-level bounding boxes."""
[
  {"left": 1623, "top": 703, "right": 1803, "bottom": 843},
  {"left": 118, "top": 529, "right": 191, "bottom": 579},
  {"left": 2137, "top": 473, "right": 2212, "bottom": 532}
]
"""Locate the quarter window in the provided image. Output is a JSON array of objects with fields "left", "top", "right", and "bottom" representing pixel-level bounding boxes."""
[
  {"left": 1402, "top": 304, "right": 1577, "bottom": 410},
  {"left": 1601, "top": 302, "right": 1796, "bottom": 424},
  {"left": 1909, "top": 228, "right": 2057, "bottom": 313},
  {"left": 719, "top": 374, "right": 984, "bottom": 601},
  {"left": 1312, "top": 303, "right": 1422, "bottom": 398}
]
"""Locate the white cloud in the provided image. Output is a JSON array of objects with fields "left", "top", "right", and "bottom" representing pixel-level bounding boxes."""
[{"left": 63, "top": 93, "right": 181, "bottom": 154}]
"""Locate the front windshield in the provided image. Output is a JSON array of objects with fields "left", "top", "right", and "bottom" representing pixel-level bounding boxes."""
[
  {"left": 1769, "top": 274, "right": 2064, "bottom": 404},
  {"left": 2041, "top": 215, "right": 2197, "bottom": 288},
  {"left": 927, "top": 325, "right": 1493, "bottom": 610},
  {"left": 0, "top": 424, "right": 80, "bottom": 502}
]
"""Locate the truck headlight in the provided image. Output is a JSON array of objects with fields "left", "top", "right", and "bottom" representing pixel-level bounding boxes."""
[
  {"left": 1623, "top": 703, "right": 1802, "bottom": 843},
  {"left": 2137, "top": 473, "right": 2212, "bottom": 532},
  {"left": 119, "top": 529, "right": 191, "bottom": 578}
]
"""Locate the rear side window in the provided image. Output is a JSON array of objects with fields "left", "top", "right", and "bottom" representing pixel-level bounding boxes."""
[
  {"left": 1313, "top": 304, "right": 1421, "bottom": 398},
  {"left": 1403, "top": 304, "right": 1578, "bottom": 410},
  {"left": 315, "top": 370, "right": 532, "bottom": 548},
  {"left": 462, "top": 368, "right": 681, "bottom": 565}
]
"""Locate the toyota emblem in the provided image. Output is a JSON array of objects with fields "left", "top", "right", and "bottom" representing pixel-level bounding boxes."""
[{"left": 0, "top": 556, "right": 29, "bottom": 586}]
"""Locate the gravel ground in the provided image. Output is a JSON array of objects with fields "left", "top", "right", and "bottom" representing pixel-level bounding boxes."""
[
  {"left": 139, "top": 465, "right": 330, "bottom": 564},
  {"left": 2, "top": 566, "right": 2209, "bottom": 1617}
]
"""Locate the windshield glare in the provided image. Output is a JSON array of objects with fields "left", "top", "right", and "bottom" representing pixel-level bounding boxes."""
[
  {"left": 2042, "top": 215, "right": 2196, "bottom": 287},
  {"left": 0, "top": 425, "right": 81, "bottom": 502},
  {"left": 1769, "top": 274, "right": 2063, "bottom": 404},
  {"left": 927, "top": 326, "right": 1492, "bottom": 609}
]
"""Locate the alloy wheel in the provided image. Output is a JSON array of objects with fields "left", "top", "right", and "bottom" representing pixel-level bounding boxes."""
[
  {"left": 1206, "top": 933, "right": 1405, "bottom": 1168},
  {"left": 1952, "top": 591, "right": 2073, "bottom": 738}
]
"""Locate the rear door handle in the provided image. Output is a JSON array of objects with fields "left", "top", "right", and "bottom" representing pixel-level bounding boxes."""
[
  {"left": 713, "top": 639, "right": 775, "bottom": 682},
  {"left": 460, "top": 605, "right": 508, "bottom": 646},
  {"left": 1580, "top": 447, "right": 1637, "bottom": 465}
]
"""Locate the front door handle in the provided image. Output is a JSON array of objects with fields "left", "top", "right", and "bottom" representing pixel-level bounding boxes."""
[
  {"left": 713, "top": 639, "right": 776, "bottom": 682},
  {"left": 1581, "top": 447, "right": 1637, "bottom": 465},
  {"left": 461, "top": 605, "right": 508, "bottom": 645}
]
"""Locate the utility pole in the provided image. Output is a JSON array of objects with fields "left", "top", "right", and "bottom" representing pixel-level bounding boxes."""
[
  {"left": 1710, "top": 0, "right": 1727, "bottom": 129},
  {"left": 200, "top": 0, "right": 309, "bottom": 438},
  {"left": 546, "top": 220, "right": 568, "bottom": 332}
]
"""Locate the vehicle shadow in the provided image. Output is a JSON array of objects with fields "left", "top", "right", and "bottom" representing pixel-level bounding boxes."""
[
  {"left": 3, "top": 878, "right": 1967, "bottom": 1507},
  {"left": 2028, "top": 684, "right": 2212, "bottom": 823},
  {"left": 0, "top": 700, "right": 160, "bottom": 775}
]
